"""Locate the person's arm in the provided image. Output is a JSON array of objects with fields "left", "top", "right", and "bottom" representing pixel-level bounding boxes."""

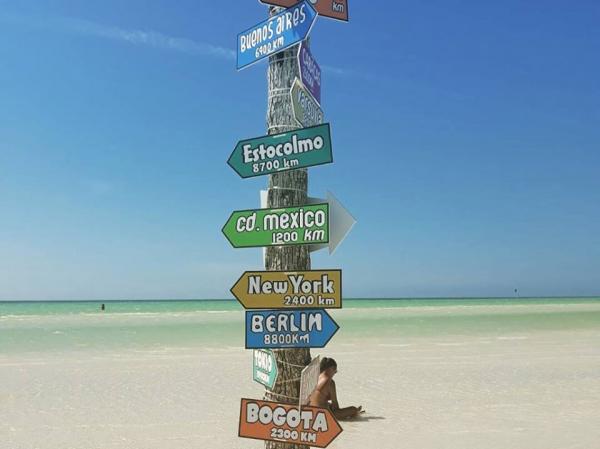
[{"left": 330, "top": 380, "right": 340, "bottom": 410}]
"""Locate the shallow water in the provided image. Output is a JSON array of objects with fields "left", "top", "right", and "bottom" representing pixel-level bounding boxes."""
[{"left": 2, "top": 298, "right": 599, "bottom": 353}]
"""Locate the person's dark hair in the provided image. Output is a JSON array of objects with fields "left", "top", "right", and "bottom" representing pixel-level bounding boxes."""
[{"left": 320, "top": 357, "right": 337, "bottom": 373}]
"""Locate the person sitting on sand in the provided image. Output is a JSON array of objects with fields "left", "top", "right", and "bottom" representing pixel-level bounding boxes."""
[{"left": 309, "top": 357, "right": 363, "bottom": 419}]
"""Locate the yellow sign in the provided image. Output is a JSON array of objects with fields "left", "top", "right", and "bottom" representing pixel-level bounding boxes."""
[{"left": 231, "top": 270, "right": 342, "bottom": 310}]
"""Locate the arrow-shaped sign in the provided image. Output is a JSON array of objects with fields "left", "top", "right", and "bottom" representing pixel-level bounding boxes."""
[
  {"left": 291, "top": 78, "right": 323, "bottom": 127},
  {"left": 232, "top": 269, "right": 342, "bottom": 309},
  {"left": 259, "top": 0, "right": 349, "bottom": 22},
  {"left": 228, "top": 124, "right": 333, "bottom": 179},
  {"left": 237, "top": 1, "right": 318, "bottom": 70},
  {"left": 253, "top": 349, "right": 278, "bottom": 389},
  {"left": 298, "top": 41, "right": 322, "bottom": 105},
  {"left": 239, "top": 398, "right": 343, "bottom": 448},
  {"left": 222, "top": 203, "right": 329, "bottom": 249},
  {"left": 256, "top": 191, "right": 356, "bottom": 254},
  {"left": 245, "top": 309, "right": 339, "bottom": 349}
]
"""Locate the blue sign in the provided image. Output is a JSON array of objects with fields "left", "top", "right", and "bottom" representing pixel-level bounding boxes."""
[
  {"left": 245, "top": 309, "right": 339, "bottom": 349},
  {"left": 237, "top": 1, "right": 318, "bottom": 70}
]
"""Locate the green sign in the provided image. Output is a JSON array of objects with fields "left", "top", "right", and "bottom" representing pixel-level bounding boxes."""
[
  {"left": 291, "top": 78, "right": 323, "bottom": 127},
  {"left": 253, "top": 349, "right": 278, "bottom": 389},
  {"left": 228, "top": 124, "right": 333, "bottom": 179},
  {"left": 222, "top": 203, "right": 329, "bottom": 249}
]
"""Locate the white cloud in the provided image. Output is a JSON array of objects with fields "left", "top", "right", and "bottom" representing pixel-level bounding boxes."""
[
  {"left": 1, "top": 12, "right": 372, "bottom": 78},
  {"left": 0, "top": 12, "right": 235, "bottom": 60}
]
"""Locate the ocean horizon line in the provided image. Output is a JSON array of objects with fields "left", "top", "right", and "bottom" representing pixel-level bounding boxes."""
[{"left": 1, "top": 295, "right": 599, "bottom": 303}]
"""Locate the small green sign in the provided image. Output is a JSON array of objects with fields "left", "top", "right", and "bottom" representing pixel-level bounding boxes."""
[
  {"left": 222, "top": 203, "right": 329, "bottom": 249},
  {"left": 228, "top": 124, "right": 333, "bottom": 179},
  {"left": 253, "top": 349, "right": 278, "bottom": 389},
  {"left": 291, "top": 78, "right": 323, "bottom": 127}
]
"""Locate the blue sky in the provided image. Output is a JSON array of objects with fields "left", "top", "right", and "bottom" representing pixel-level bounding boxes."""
[{"left": 1, "top": 0, "right": 598, "bottom": 300}]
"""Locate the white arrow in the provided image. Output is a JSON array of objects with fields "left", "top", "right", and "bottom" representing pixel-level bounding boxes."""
[{"left": 308, "top": 191, "right": 356, "bottom": 255}]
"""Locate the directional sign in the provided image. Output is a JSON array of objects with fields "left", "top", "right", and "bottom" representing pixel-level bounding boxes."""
[
  {"left": 222, "top": 203, "right": 329, "bottom": 249},
  {"left": 260, "top": 0, "right": 349, "bottom": 22},
  {"left": 253, "top": 349, "right": 278, "bottom": 389},
  {"left": 298, "top": 42, "right": 321, "bottom": 104},
  {"left": 291, "top": 78, "right": 323, "bottom": 127},
  {"left": 237, "top": 1, "right": 318, "bottom": 70},
  {"left": 245, "top": 309, "right": 339, "bottom": 349},
  {"left": 299, "top": 356, "right": 320, "bottom": 407},
  {"left": 228, "top": 124, "right": 332, "bottom": 179},
  {"left": 232, "top": 270, "right": 342, "bottom": 309},
  {"left": 239, "top": 398, "right": 343, "bottom": 448},
  {"left": 255, "top": 191, "right": 355, "bottom": 254}
]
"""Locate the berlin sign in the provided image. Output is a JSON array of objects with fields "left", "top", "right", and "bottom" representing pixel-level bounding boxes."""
[
  {"left": 253, "top": 349, "right": 278, "bottom": 389},
  {"left": 239, "top": 398, "right": 343, "bottom": 448},
  {"left": 231, "top": 270, "right": 342, "bottom": 309},
  {"left": 259, "top": 0, "right": 349, "bottom": 22},
  {"left": 222, "top": 203, "right": 329, "bottom": 249},
  {"left": 298, "top": 41, "right": 321, "bottom": 104},
  {"left": 237, "top": 1, "right": 318, "bottom": 70},
  {"left": 291, "top": 78, "right": 323, "bottom": 127},
  {"left": 245, "top": 309, "right": 339, "bottom": 349},
  {"left": 228, "top": 124, "right": 332, "bottom": 179}
]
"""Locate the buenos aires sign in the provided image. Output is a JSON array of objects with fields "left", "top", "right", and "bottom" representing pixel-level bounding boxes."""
[
  {"left": 291, "top": 78, "right": 323, "bottom": 127},
  {"left": 245, "top": 309, "right": 339, "bottom": 349},
  {"left": 298, "top": 42, "right": 321, "bottom": 104},
  {"left": 260, "top": 0, "right": 349, "bottom": 22},
  {"left": 237, "top": 1, "right": 317, "bottom": 70},
  {"left": 253, "top": 349, "right": 278, "bottom": 389},
  {"left": 231, "top": 270, "right": 342, "bottom": 309},
  {"left": 239, "top": 399, "right": 343, "bottom": 448},
  {"left": 228, "top": 124, "right": 332, "bottom": 179},
  {"left": 222, "top": 203, "right": 329, "bottom": 249}
]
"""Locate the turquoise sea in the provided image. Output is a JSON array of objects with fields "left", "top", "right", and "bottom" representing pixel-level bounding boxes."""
[{"left": 2, "top": 298, "right": 600, "bottom": 353}]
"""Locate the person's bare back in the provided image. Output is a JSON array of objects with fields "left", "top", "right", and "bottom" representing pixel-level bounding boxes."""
[{"left": 308, "top": 357, "right": 363, "bottom": 420}]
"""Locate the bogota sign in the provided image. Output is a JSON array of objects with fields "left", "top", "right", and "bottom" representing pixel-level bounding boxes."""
[
  {"left": 228, "top": 124, "right": 333, "bottom": 178},
  {"left": 231, "top": 270, "right": 342, "bottom": 309},
  {"left": 239, "top": 398, "right": 343, "bottom": 448},
  {"left": 245, "top": 309, "right": 339, "bottom": 349},
  {"left": 237, "top": 1, "right": 318, "bottom": 70}
]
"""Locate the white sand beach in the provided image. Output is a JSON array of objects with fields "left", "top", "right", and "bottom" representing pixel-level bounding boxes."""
[{"left": 2, "top": 302, "right": 600, "bottom": 449}]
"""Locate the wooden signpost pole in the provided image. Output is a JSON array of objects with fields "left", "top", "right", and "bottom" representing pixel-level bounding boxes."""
[{"left": 264, "top": 6, "right": 313, "bottom": 449}]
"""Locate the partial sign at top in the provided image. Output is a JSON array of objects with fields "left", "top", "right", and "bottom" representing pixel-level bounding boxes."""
[
  {"left": 260, "top": 0, "right": 349, "bottom": 22},
  {"left": 298, "top": 42, "right": 322, "bottom": 105},
  {"left": 237, "top": 1, "right": 318, "bottom": 70}
]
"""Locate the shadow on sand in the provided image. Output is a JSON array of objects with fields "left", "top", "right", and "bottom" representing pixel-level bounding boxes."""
[{"left": 340, "top": 414, "right": 386, "bottom": 422}]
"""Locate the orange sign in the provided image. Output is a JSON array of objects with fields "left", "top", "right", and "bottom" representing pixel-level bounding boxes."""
[
  {"left": 239, "top": 398, "right": 343, "bottom": 448},
  {"left": 260, "top": 0, "right": 349, "bottom": 22}
]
